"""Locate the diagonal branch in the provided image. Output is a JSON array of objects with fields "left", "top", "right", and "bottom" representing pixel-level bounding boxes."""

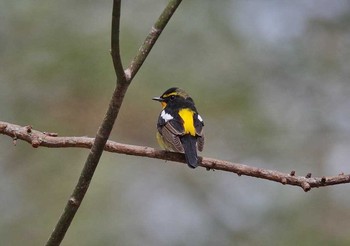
[
  {"left": 2, "top": 121, "right": 349, "bottom": 192},
  {"left": 125, "top": 0, "right": 182, "bottom": 81},
  {"left": 44, "top": 0, "right": 183, "bottom": 245}
]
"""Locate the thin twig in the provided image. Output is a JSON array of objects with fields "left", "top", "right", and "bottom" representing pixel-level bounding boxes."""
[
  {"left": 125, "top": 0, "right": 182, "bottom": 81},
  {"left": 43, "top": 0, "right": 183, "bottom": 245},
  {"left": 111, "top": 0, "right": 126, "bottom": 82},
  {"left": 1, "top": 121, "right": 349, "bottom": 192}
]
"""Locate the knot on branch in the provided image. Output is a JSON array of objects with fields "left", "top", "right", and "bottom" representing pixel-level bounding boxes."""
[
  {"left": 69, "top": 197, "right": 80, "bottom": 207},
  {"left": 150, "top": 26, "right": 162, "bottom": 37},
  {"left": 31, "top": 137, "right": 41, "bottom": 148},
  {"left": 301, "top": 182, "right": 311, "bottom": 192},
  {"left": 25, "top": 125, "right": 32, "bottom": 133},
  {"left": 0, "top": 123, "right": 7, "bottom": 131}
]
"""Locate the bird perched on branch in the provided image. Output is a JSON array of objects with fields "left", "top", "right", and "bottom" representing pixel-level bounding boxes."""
[{"left": 153, "top": 87, "right": 204, "bottom": 168}]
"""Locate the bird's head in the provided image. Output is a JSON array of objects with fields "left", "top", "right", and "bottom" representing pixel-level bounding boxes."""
[{"left": 153, "top": 87, "right": 193, "bottom": 109}]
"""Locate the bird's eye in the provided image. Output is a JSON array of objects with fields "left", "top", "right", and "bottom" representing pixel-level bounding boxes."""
[{"left": 170, "top": 95, "right": 175, "bottom": 100}]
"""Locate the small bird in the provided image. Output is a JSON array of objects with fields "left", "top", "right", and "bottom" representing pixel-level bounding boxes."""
[{"left": 153, "top": 87, "right": 204, "bottom": 168}]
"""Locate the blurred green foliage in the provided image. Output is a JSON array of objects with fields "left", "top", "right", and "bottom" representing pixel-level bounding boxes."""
[{"left": 1, "top": 1, "right": 350, "bottom": 245}]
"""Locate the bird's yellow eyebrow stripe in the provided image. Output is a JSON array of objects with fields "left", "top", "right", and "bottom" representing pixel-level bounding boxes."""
[
  {"left": 162, "top": 92, "right": 178, "bottom": 98},
  {"left": 178, "top": 108, "right": 196, "bottom": 136}
]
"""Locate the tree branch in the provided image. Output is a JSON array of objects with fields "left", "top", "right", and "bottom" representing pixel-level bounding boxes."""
[
  {"left": 111, "top": 0, "right": 126, "bottom": 82},
  {"left": 125, "top": 0, "right": 183, "bottom": 81},
  {"left": 2, "top": 121, "right": 349, "bottom": 192},
  {"left": 43, "top": 0, "right": 183, "bottom": 245}
]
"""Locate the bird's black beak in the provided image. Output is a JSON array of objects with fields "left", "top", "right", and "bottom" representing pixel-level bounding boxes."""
[{"left": 152, "top": 97, "right": 164, "bottom": 102}]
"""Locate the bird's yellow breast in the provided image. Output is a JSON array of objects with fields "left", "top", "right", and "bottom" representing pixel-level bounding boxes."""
[{"left": 178, "top": 108, "right": 195, "bottom": 136}]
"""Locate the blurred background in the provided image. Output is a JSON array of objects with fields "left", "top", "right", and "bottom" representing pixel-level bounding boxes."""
[{"left": 1, "top": 0, "right": 350, "bottom": 245}]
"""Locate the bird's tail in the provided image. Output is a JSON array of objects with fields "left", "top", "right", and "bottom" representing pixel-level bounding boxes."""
[{"left": 181, "top": 135, "right": 198, "bottom": 168}]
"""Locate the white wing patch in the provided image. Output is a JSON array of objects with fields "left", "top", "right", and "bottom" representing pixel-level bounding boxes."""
[
  {"left": 197, "top": 114, "right": 203, "bottom": 122},
  {"left": 161, "top": 110, "right": 174, "bottom": 122}
]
